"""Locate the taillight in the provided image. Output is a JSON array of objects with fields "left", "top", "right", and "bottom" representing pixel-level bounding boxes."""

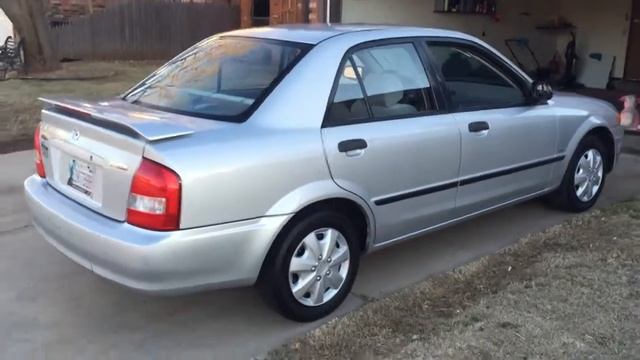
[
  {"left": 34, "top": 123, "right": 46, "bottom": 178},
  {"left": 127, "top": 158, "right": 181, "bottom": 231}
]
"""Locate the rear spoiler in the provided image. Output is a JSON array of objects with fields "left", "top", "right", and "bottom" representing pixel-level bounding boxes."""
[{"left": 39, "top": 97, "right": 194, "bottom": 142}]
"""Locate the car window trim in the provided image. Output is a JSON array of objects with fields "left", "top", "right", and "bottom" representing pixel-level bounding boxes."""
[
  {"left": 413, "top": 40, "right": 450, "bottom": 116},
  {"left": 322, "top": 37, "right": 445, "bottom": 129},
  {"left": 349, "top": 56, "right": 374, "bottom": 119},
  {"left": 423, "top": 37, "right": 536, "bottom": 113}
]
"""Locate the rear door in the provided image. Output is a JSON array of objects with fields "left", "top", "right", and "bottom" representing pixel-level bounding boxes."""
[
  {"left": 425, "top": 39, "right": 559, "bottom": 216},
  {"left": 322, "top": 40, "right": 461, "bottom": 244}
]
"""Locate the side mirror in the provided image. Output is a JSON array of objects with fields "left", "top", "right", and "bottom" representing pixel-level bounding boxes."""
[{"left": 532, "top": 80, "right": 553, "bottom": 102}]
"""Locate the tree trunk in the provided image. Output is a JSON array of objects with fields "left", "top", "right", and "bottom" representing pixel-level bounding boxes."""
[{"left": 0, "top": 0, "right": 60, "bottom": 73}]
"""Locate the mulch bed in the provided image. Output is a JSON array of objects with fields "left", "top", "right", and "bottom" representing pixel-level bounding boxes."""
[{"left": 0, "top": 137, "right": 32, "bottom": 155}]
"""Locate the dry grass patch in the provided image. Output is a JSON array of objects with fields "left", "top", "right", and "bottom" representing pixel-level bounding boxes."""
[
  {"left": 0, "top": 61, "right": 161, "bottom": 143},
  {"left": 270, "top": 201, "right": 640, "bottom": 359}
]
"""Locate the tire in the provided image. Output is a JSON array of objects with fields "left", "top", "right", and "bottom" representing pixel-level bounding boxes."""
[
  {"left": 546, "top": 136, "right": 607, "bottom": 212},
  {"left": 258, "top": 211, "right": 360, "bottom": 322}
]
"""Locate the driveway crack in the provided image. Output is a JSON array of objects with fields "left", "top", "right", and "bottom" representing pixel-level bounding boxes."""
[{"left": 0, "top": 224, "right": 32, "bottom": 235}]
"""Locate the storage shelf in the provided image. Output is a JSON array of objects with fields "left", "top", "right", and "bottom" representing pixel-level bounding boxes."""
[
  {"left": 434, "top": 10, "right": 496, "bottom": 15},
  {"left": 434, "top": 0, "right": 496, "bottom": 16},
  {"left": 535, "top": 25, "right": 576, "bottom": 31}
]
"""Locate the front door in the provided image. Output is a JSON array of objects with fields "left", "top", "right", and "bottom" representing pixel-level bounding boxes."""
[
  {"left": 426, "top": 40, "right": 559, "bottom": 216},
  {"left": 270, "top": 0, "right": 305, "bottom": 25},
  {"left": 626, "top": 0, "right": 640, "bottom": 80},
  {"left": 322, "top": 41, "right": 460, "bottom": 244}
]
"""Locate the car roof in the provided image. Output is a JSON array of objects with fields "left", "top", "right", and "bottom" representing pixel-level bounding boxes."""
[{"left": 221, "top": 24, "right": 466, "bottom": 45}]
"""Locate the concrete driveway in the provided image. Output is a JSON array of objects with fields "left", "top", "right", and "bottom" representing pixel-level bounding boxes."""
[{"left": 1, "top": 150, "right": 639, "bottom": 359}]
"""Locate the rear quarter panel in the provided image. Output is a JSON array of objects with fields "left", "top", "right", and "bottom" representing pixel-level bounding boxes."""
[{"left": 143, "top": 126, "right": 334, "bottom": 229}]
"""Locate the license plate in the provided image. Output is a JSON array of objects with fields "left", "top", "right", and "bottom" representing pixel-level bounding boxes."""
[{"left": 67, "top": 158, "right": 96, "bottom": 198}]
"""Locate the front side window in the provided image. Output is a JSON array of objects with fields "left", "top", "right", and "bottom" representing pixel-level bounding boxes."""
[
  {"left": 124, "top": 37, "right": 307, "bottom": 122},
  {"left": 427, "top": 42, "right": 526, "bottom": 111},
  {"left": 327, "top": 42, "right": 436, "bottom": 125}
]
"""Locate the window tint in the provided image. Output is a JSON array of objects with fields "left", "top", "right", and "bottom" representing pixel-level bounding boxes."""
[
  {"left": 427, "top": 43, "right": 526, "bottom": 111},
  {"left": 356, "top": 44, "right": 433, "bottom": 118},
  {"left": 327, "top": 43, "right": 436, "bottom": 125},
  {"left": 123, "top": 38, "right": 306, "bottom": 122}
]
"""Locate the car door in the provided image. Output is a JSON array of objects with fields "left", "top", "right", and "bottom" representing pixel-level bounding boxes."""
[
  {"left": 425, "top": 39, "right": 559, "bottom": 216},
  {"left": 322, "top": 40, "right": 461, "bottom": 244}
]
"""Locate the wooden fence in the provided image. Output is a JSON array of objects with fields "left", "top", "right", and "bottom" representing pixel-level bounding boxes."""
[{"left": 50, "top": 0, "right": 240, "bottom": 60}]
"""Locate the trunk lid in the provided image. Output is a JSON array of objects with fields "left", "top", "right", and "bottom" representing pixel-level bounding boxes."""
[{"left": 38, "top": 96, "right": 223, "bottom": 221}]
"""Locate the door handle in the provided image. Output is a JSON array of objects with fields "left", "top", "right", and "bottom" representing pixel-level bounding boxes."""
[
  {"left": 468, "top": 121, "right": 490, "bottom": 133},
  {"left": 338, "top": 139, "right": 368, "bottom": 153}
]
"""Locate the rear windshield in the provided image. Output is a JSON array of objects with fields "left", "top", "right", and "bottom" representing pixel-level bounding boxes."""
[{"left": 123, "top": 37, "right": 309, "bottom": 122}]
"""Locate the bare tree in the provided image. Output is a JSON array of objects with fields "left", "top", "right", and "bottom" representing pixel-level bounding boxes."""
[{"left": 0, "top": 0, "right": 60, "bottom": 73}]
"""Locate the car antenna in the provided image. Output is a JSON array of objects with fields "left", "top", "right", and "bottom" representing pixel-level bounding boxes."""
[{"left": 326, "top": 0, "right": 331, "bottom": 25}]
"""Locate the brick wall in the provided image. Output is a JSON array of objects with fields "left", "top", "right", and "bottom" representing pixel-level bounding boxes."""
[{"left": 48, "top": 0, "right": 108, "bottom": 23}]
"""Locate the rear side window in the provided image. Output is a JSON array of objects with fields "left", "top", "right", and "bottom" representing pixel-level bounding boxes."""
[
  {"left": 327, "top": 59, "right": 371, "bottom": 124},
  {"left": 427, "top": 42, "right": 526, "bottom": 111},
  {"left": 123, "top": 37, "right": 308, "bottom": 122},
  {"left": 326, "top": 42, "right": 436, "bottom": 126}
]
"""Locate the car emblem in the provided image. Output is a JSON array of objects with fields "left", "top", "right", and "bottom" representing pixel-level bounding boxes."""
[{"left": 71, "top": 129, "right": 80, "bottom": 141}]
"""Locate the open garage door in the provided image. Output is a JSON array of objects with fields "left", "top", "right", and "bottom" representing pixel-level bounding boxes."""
[{"left": 626, "top": 0, "right": 640, "bottom": 80}]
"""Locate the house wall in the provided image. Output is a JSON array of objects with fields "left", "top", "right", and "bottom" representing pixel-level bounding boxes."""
[
  {"left": 341, "top": 0, "right": 556, "bottom": 70},
  {"left": 341, "top": 0, "right": 633, "bottom": 79},
  {"left": 0, "top": 9, "right": 13, "bottom": 41},
  {"left": 551, "top": 0, "right": 632, "bottom": 78}
]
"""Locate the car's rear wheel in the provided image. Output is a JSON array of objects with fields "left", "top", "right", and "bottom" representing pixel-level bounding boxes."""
[
  {"left": 547, "top": 136, "right": 607, "bottom": 212},
  {"left": 259, "top": 211, "right": 360, "bottom": 322}
]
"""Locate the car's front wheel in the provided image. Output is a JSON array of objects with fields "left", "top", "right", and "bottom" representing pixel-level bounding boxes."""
[
  {"left": 547, "top": 136, "right": 607, "bottom": 212},
  {"left": 259, "top": 211, "right": 360, "bottom": 322}
]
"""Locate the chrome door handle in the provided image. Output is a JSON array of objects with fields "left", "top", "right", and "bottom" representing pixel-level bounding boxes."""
[
  {"left": 468, "top": 121, "right": 490, "bottom": 133},
  {"left": 338, "top": 139, "right": 368, "bottom": 153},
  {"left": 338, "top": 139, "right": 368, "bottom": 157}
]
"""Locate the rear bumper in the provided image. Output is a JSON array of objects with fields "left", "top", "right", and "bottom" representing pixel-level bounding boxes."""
[{"left": 24, "top": 175, "right": 290, "bottom": 294}]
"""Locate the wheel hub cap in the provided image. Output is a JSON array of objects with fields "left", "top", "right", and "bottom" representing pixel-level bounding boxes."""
[
  {"left": 288, "top": 228, "right": 350, "bottom": 307},
  {"left": 574, "top": 149, "right": 604, "bottom": 202}
]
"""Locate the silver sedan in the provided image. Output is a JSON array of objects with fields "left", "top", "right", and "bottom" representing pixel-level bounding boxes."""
[{"left": 24, "top": 24, "right": 623, "bottom": 321}]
